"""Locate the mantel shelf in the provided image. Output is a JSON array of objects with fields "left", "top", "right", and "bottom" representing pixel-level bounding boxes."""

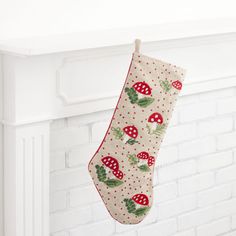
[{"left": 0, "top": 18, "right": 236, "bottom": 56}]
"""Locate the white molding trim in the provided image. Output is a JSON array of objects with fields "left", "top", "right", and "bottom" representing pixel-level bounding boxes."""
[
  {"left": 55, "top": 32, "right": 236, "bottom": 107},
  {"left": 56, "top": 58, "right": 120, "bottom": 105},
  {"left": 56, "top": 70, "right": 236, "bottom": 107},
  {"left": 56, "top": 46, "right": 236, "bottom": 107},
  {"left": 1, "top": 74, "right": 236, "bottom": 126},
  {"left": 4, "top": 122, "right": 50, "bottom": 236},
  {"left": 182, "top": 74, "right": 236, "bottom": 96},
  {"left": 0, "top": 18, "right": 236, "bottom": 56},
  {"left": 0, "top": 31, "right": 236, "bottom": 125}
]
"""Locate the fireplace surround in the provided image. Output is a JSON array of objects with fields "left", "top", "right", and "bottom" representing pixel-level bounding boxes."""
[{"left": 1, "top": 19, "right": 236, "bottom": 236}]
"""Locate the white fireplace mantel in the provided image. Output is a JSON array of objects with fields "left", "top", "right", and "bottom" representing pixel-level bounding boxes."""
[{"left": 1, "top": 19, "right": 236, "bottom": 236}]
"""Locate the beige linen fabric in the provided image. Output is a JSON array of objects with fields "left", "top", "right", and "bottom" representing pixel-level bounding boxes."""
[{"left": 88, "top": 51, "right": 186, "bottom": 224}]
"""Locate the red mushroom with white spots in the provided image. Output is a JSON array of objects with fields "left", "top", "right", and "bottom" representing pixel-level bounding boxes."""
[
  {"left": 135, "top": 151, "right": 155, "bottom": 171},
  {"left": 148, "top": 112, "right": 163, "bottom": 130},
  {"left": 101, "top": 156, "right": 119, "bottom": 171},
  {"left": 122, "top": 125, "right": 138, "bottom": 144},
  {"left": 147, "top": 156, "right": 155, "bottom": 166},
  {"left": 124, "top": 193, "right": 150, "bottom": 216},
  {"left": 132, "top": 194, "right": 149, "bottom": 206},
  {"left": 101, "top": 156, "right": 124, "bottom": 180},
  {"left": 136, "top": 151, "right": 151, "bottom": 171},
  {"left": 137, "top": 151, "right": 149, "bottom": 160},
  {"left": 132, "top": 81, "right": 152, "bottom": 98},
  {"left": 172, "top": 80, "right": 182, "bottom": 90},
  {"left": 112, "top": 169, "right": 124, "bottom": 180},
  {"left": 125, "top": 81, "right": 154, "bottom": 107}
]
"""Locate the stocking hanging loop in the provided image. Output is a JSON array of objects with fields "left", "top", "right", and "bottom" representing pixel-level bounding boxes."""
[{"left": 134, "top": 39, "right": 141, "bottom": 53}]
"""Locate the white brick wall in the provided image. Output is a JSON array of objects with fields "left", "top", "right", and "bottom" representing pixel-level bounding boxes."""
[
  {"left": 156, "top": 195, "right": 197, "bottom": 220},
  {"left": 197, "top": 184, "right": 231, "bottom": 207},
  {"left": 50, "top": 87, "right": 236, "bottom": 236},
  {"left": 178, "top": 172, "right": 215, "bottom": 195},
  {"left": 69, "top": 220, "right": 115, "bottom": 236},
  {"left": 196, "top": 217, "right": 231, "bottom": 236},
  {"left": 158, "top": 160, "right": 197, "bottom": 183}
]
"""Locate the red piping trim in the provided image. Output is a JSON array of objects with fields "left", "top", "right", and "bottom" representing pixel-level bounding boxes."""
[{"left": 88, "top": 53, "right": 143, "bottom": 224}]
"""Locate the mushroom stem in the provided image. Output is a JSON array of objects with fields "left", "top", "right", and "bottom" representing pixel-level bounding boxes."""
[
  {"left": 138, "top": 160, "right": 146, "bottom": 166},
  {"left": 123, "top": 135, "right": 129, "bottom": 143},
  {"left": 138, "top": 93, "right": 144, "bottom": 99},
  {"left": 151, "top": 122, "right": 158, "bottom": 130},
  {"left": 135, "top": 204, "right": 141, "bottom": 209}
]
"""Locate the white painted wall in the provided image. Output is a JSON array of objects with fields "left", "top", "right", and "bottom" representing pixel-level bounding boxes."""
[{"left": 0, "top": 0, "right": 235, "bottom": 40}]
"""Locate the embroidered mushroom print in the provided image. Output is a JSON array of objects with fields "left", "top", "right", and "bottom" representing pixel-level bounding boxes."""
[
  {"left": 172, "top": 80, "right": 182, "bottom": 90},
  {"left": 127, "top": 151, "right": 155, "bottom": 172},
  {"left": 111, "top": 125, "right": 138, "bottom": 145},
  {"left": 133, "top": 81, "right": 151, "bottom": 98},
  {"left": 112, "top": 169, "right": 124, "bottom": 180},
  {"left": 95, "top": 156, "right": 124, "bottom": 188},
  {"left": 146, "top": 112, "right": 166, "bottom": 136},
  {"left": 125, "top": 81, "right": 154, "bottom": 107},
  {"left": 160, "top": 79, "right": 183, "bottom": 93},
  {"left": 124, "top": 194, "right": 150, "bottom": 216},
  {"left": 147, "top": 156, "right": 155, "bottom": 166},
  {"left": 102, "top": 156, "right": 119, "bottom": 171}
]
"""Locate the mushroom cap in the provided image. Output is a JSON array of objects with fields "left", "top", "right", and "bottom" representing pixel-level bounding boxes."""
[
  {"left": 148, "top": 112, "right": 163, "bottom": 124},
  {"left": 112, "top": 170, "right": 124, "bottom": 180},
  {"left": 132, "top": 81, "right": 152, "bottom": 95},
  {"left": 123, "top": 126, "right": 138, "bottom": 139},
  {"left": 172, "top": 80, "right": 182, "bottom": 90},
  {"left": 148, "top": 156, "right": 155, "bottom": 166},
  {"left": 137, "top": 151, "right": 149, "bottom": 160},
  {"left": 132, "top": 194, "right": 149, "bottom": 206},
  {"left": 101, "top": 156, "right": 119, "bottom": 171}
]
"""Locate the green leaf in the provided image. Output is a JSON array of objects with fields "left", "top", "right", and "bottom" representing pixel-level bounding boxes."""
[
  {"left": 111, "top": 127, "right": 124, "bottom": 139},
  {"left": 146, "top": 123, "right": 166, "bottom": 136},
  {"left": 153, "top": 124, "right": 166, "bottom": 136},
  {"left": 138, "top": 164, "right": 151, "bottom": 172},
  {"left": 146, "top": 124, "right": 151, "bottom": 134},
  {"left": 128, "top": 154, "right": 139, "bottom": 165},
  {"left": 95, "top": 165, "right": 107, "bottom": 182},
  {"left": 160, "top": 80, "right": 172, "bottom": 92},
  {"left": 104, "top": 179, "right": 123, "bottom": 188},
  {"left": 137, "top": 97, "right": 154, "bottom": 107},
  {"left": 125, "top": 87, "right": 154, "bottom": 107},
  {"left": 126, "top": 139, "right": 138, "bottom": 145},
  {"left": 124, "top": 198, "right": 136, "bottom": 213},
  {"left": 125, "top": 87, "right": 138, "bottom": 104},
  {"left": 134, "top": 207, "right": 150, "bottom": 216}
]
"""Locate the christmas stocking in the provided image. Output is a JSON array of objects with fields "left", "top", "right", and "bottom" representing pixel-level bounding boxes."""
[{"left": 88, "top": 40, "right": 186, "bottom": 224}]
